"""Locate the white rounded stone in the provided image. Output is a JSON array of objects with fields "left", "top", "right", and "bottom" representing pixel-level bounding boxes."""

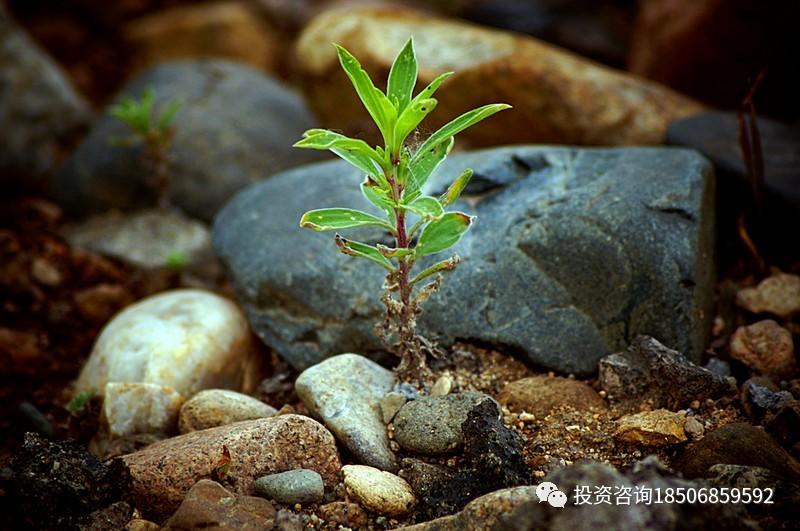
[
  {"left": 103, "top": 382, "right": 184, "bottom": 437},
  {"left": 76, "top": 289, "right": 259, "bottom": 398}
]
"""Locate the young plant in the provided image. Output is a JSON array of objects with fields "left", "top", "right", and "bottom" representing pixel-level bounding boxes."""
[
  {"left": 295, "top": 38, "right": 510, "bottom": 380},
  {"left": 109, "top": 87, "right": 181, "bottom": 210}
]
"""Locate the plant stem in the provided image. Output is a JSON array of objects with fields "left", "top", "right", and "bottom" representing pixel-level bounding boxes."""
[{"left": 386, "top": 160, "right": 424, "bottom": 379}]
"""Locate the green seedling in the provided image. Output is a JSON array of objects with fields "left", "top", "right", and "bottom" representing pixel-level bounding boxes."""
[
  {"left": 295, "top": 38, "right": 510, "bottom": 380},
  {"left": 109, "top": 87, "right": 181, "bottom": 210}
]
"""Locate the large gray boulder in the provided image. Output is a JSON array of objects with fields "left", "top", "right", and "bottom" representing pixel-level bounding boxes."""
[
  {"left": 213, "top": 146, "right": 715, "bottom": 375},
  {"left": 50, "top": 59, "right": 324, "bottom": 221},
  {"left": 0, "top": 6, "right": 91, "bottom": 186}
]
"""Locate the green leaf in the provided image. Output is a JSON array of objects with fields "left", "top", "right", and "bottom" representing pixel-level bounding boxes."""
[
  {"left": 406, "top": 137, "right": 454, "bottom": 200},
  {"left": 439, "top": 168, "right": 473, "bottom": 207},
  {"left": 415, "top": 212, "right": 474, "bottom": 256},
  {"left": 412, "top": 103, "right": 511, "bottom": 164},
  {"left": 335, "top": 44, "right": 397, "bottom": 147},
  {"left": 157, "top": 100, "right": 182, "bottom": 131},
  {"left": 66, "top": 391, "right": 93, "bottom": 413},
  {"left": 394, "top": 97, "right": 437, "bottom": 148},
  {"left": 335, "top": 235, "right": 394, "bottom": 271},
  {"left": 411, "top": 72, "right": 453, "bottom": 106},
  {"left": 361, "top": 179, "right": 396, "bottom": 220},
  {"left": 300, "top": 208, "right": 394, "bottom": 232},
  {"left": 377, "top": 244, "right": 415, "bottom": 259},
  {"left": 402, "top": 195, "right": 444, "bottom": 219},
  {"left": 387, "top": 37, "right": 417, "bottom": 113},
  {"left": 410, "top": 255, "right": 460, "bottom": 285},
  {"left": 295, "top": 129, "right": 386, "bottom": 181}
]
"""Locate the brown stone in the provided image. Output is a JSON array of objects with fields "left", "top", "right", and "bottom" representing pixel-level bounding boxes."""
[
  {"left": 125, "top": 2, "right": 280, "bottom": 74},
  {"left": 615, "top": 409, "right": 687, "bottom": 446},
  {"left": 295, "top": 5, "right": 703, "bottom": 148},
  {"left": 730, "top": 320, "right": 796, "bottom": 378},
  {"left": 736, "top": 273, "right": 800, "bottom": 318},
  {"left": 628, "top": 0, "right": 798, "bottom": 118},
  {"left": 498, "top": 375, "right": 606, "bottom": 417},
  {"left": 317, "top": 501, "right": 368, "bottom": 529},
  {"left": 163, "top": 479, "right": 275, "bottom": 530},
  {"left": 675, "top": 422, "right": 800, "bottom": 481},
  {"left": 122, "top": 415, "right": 341, "bottom": 519}
]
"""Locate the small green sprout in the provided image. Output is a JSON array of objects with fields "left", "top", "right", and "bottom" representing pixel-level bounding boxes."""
[
  {"left": 66, "top": 390, "right": 93, "bottom": 413},
  {"left": 165, "top": 250, "right": 188, "bottom": 270},
  {"left": 109, "top": 87, "right": 182, "bottom": 210},
  {"left": 295, "top": 38, "right": 510, "bottom": 380}
]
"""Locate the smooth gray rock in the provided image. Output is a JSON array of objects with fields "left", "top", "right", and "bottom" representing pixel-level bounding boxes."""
[
  {"left": 65, "top": 209, "right": 217, "bottom": 275},
  {"left": 50, "top": 59, "right": 324, "bottom": 221},
  {"left": 393, "top": 392, "right": 494, "bottom": 455},
  {"left": 254, "top": 469, "right": 324, "bottom": 504},
  {"left": 295, "top": 354, "right": 397, "bottom": 471},
  {"left": 0, "top": 6, "right": 91, "bottom": 185},
  {"left": 213, "top": 146, "right": 716, "bottom": 375}
]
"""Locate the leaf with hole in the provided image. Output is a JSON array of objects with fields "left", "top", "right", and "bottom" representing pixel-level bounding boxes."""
[{"left": 300, "top": 208, "right": 395, "bottom": 232}]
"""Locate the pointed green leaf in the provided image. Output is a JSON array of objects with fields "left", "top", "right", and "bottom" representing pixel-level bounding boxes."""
[
  {"left": 335, "top": 44, "right": 397, "bottom": 146},
  {"left": 361, "top": 178, "right": 396, "bottom": 221},
  {"left": 416, "top": 212, "right": 473, "bottom": 256},
  {"left": 295, "top": 129, "right": 386, "bottom": 181},
  {"left": 387, "top": 37, "right": 417, "bottom": 113},
  {"left": 439, "top": 168, "right": 473, "bottom": 207},
  {"left": 335, "top": 235, "right": 394, "bottom": 271},
  {"left": 412, "top": 103, "right": 511, "bottom": 165},
  {"left": 402, "top": 195, "right": 444, "bottom": 219},
  {"left": 406, "top": 137, "right": 453, "bottom": 200},
  {"left": 410, "top": 255, "right": 460, "bottom": 285},
  {"left": 411, "top": 72, "right": 453, "bottom": 105},
  {"left": 157, "top": 100, "right": 182, "bottom": 131},
  {"left": 300, "top": 208, "right": 394, "bottom": 232},
  {"left": 394, "top": 97, "right": 437, "bottom": 148}
]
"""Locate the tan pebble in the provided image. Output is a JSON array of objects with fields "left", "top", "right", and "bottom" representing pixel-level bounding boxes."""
[
  {"left": 342, "top": 465, "right": 415, "bottom": 517},
  {"left": 615, "top": 409, "right": 687, "bottom": 446}
]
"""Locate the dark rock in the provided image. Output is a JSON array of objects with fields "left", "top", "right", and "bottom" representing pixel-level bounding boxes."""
[
  {"left": 599, "top": 336, "right": 732, "bottom": 409},
  {"left": 667, "top": 111, "right": 800, "bottom": 228},
  {"left": 396, "top": 399, "right": 530, "bottom": 521},
  {"left": 764, "top": 400, "right": 800, "bottom": 449},
  {"left": 0, "top": 6, "right": 91, "bottom": 186},
  {"left": 708, "top": 464, "right": 800, "bottom": 518},
  {"left": 398, "top": 458, "right": 455, "bottom": 517},
  {"left": 674, "top": 422, "right": 800, "bottom": 480},
  {"left": 548, "top": 460, "right": 649, "bottom": 530},
  {"left": 8, "top": 432, "right": 132, "bottom": 530},
  {"left": 393, "top": 392, "right": 493, "bottom": 454},
  {"left": 741, "top": 379, "right": 793, "bottom": 423},
  {"left": 705, "top": 357, "right": 731, "bottom": 377},
  {"left": 460, "top": 0, "right": 634, "bottom": 67},
  {"left": 401, "top": 486, "right": 539, "bottom": 531},
  {"left": 164, "top": 479, "right": 276, "bottom": 530},
  {"left": 51, "top": 60, "right": 323, "bottom": 222},
  {"left": 83, "top": 501, "right": 133, "bottom": 531},
  {"left": 626, "top": 456, "right": 753, "bottom": 530},
  {"left": 213, "top": 146, "right": 716, "bottom": 375}
]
